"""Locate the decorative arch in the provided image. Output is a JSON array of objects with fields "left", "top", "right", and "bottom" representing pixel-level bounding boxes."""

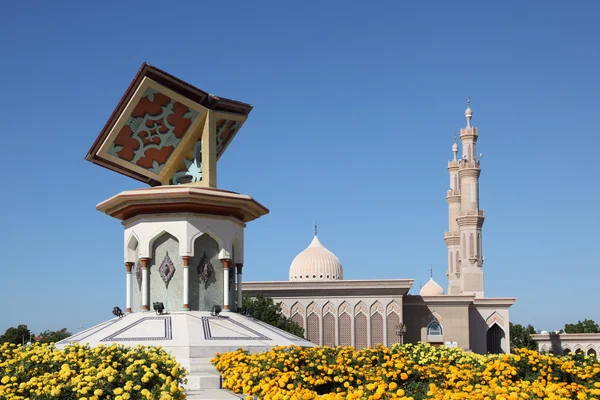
[
  {"left": 562, "top": 345, "right": 572, "bottom": 355},
  {"left": 338, "top": 312, "right": 351, "bottom": 346},
  {"left": 370, "top": 312, "right": 384, "bottom": 347},
  {"left": 189, "top": 227, "right": 227, "bottom": 257},
  {"left": 126, "top": 231, "right": 140, "bottom": 263},
  {"left": 354, "top": 301, "right": 368, "bottom": 316},
  {"left": 427, "top": 320, "right": 443, "bottom": 336},
  {"left": 290, "top": 302, "right": 305, "bottom": 332},
  {"left": 323, "top": 313, "right": 335, "bottom": 347},
  {"left": 291, "top": 302, "right": 305, "bottom": 316},
  {"left": 486, "top": 323, "right": 505, "bottom": 354},
  {"left": 307, "top": 302, "right": 320, "bottom": 317},
  {"left": 485, "top": 312, "right": 505, "bottom": 328},
  {"left": 573, "top": 345, "right": 584, "bottom": 354},
  {"left": 386, "top": 301, "right": 401, "bottom": 316},
  {"left": 339, "top": 301, "right": 352, "bottom": 316},
  {"left": 428, "top": 311, "right": 443, "bottom": 325},
  {"left": 541, "top": 344, "right": 549, "bottom": 353},
  {"left": 370, "top": 301, "right": 384, "bottom": 316},
  {"left": 146, "top": 227, "right": 183, "bottom": 258},
  {"left": 322, "top": 302, "right": 335, "bottom": 316},
  {"left": 280, "top": 303, "right": 290, "bottom": 318}
]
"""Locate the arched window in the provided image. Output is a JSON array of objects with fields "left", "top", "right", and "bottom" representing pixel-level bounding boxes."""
[{"left": 427, "top": 320, "right": 443, "bottom": 336}]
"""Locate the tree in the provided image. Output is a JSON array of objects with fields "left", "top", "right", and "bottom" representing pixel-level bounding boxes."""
[
  {"left": 241, "top": 294, "right": 305, "bottom": 338},
  {"left": 0, "top": 324, "right": 34, "bottom": 345},
  {"left": 564, "top": 319, "right": 599, "bottom": 334},
  {"left": 38, "top": 328, "right": 72, "bottom": 343},
  {"left": 509, "top": 323, "right": 538, "bottom": 351}
]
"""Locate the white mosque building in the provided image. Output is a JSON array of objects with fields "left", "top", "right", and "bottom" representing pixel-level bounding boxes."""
[{"left": 244, "top": 100, "right": 516, "bottom": 354}]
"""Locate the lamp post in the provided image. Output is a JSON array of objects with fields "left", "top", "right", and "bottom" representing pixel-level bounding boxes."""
[{"left": 395, "top": 323, "right": 407, "bottom": 345}]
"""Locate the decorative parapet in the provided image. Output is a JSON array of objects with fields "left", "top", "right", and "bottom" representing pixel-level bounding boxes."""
[
  {"left": 446, "top": 189, "right": 461, "bottom": 197},
  {"left": 460, "top": 126, "right": 478, "bottom": 137},
  {"left": 458, "top": 161, "right": 480, "bottom": 170},
  {"left": 447, "top": 160, "right": 461, "bottom": 169},
  {"left": 458, "top": 210, "right": 485, "bottom": 218}
]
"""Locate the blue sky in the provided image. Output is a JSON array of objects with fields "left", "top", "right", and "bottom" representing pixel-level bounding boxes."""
[{"left": 0, "top": 1, "right": 598, "bottom": 335}]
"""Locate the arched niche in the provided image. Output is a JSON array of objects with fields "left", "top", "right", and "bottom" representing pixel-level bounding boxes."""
[
  {"left": 149, "top": 232, "right": 182, "bottom": 311},
  {"left": 486, "top": 323, "right": 505, "bottom": 354},
  {"left": 189, "top": 233, "right": 222, "bottom": 311}
]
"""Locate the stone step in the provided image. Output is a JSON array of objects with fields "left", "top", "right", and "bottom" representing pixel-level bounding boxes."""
[
  {"left": 189, "top": 358, "right": 220, "bottom": 374},
  {"left": 185, "top": 388, "right": 244, "bottom": 400},
  {"left": 185, "top": 373, "right": 222, "bottom": 390}
]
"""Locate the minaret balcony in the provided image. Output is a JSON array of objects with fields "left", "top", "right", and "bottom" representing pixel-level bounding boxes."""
[
  {"left": 444, "top": 231, "right": 460, "bottom": 246},
  {"left": 459, "top": 126, "right": 478, "bottom": 137},
  {"left": 447, "top": 160, "right": 460, "bottom": 169},
  {"left": 458, "top": 161, "right": 480, "bottom": 170},
  {"left": 457, "top": 209, "right": 485, "bottom": 218}
]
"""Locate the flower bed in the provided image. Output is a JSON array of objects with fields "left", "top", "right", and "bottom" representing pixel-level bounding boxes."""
[
  {"left": 212, "top": 343, "right": 600, "bottom": 400},
  {"left": 0, "top": 342, "right": 187, "bottom": 400}
]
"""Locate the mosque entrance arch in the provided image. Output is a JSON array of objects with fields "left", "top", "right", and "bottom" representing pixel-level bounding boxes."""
[{"left": 486, "top": 323, "right": 505, "bottom": 354}]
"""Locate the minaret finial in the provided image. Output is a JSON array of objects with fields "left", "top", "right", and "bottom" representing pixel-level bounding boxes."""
[
  {"left": 452, "top": 133, "right": 458, "bottom": 161},
  {"left": 465, "top": 97, "right": 473, "bottom": 128},
  {"left": 314, "top": 222, "right": 317, "bottom": 237},
  {"left": 430, "top": 264, "right": 433, "bottom": 278}
]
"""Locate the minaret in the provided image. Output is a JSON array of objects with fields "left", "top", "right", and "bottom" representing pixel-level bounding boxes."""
[
  {"left": 445, "top": 134, "right": 462, "bottom": 294},
  {"left": 454, "top": 99, "right": 485, "bottom": 297}
]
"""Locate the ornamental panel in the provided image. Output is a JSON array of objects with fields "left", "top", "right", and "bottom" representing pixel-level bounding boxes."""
[
  {"left": 339, "top": 313, "right": 351, "bottom": 346},
  {"left": 307, "top": 313, "right": 319, "bottom": 345},
  {"left": 370, "top": 313, "right": 384, "bottom": 347},
  {"left": 108, "top": 87, "right": 199, "bottom": 175},
  {"left": 323, "top": 313, "right": 335, "bottom": 347},
  {"left": 355, "top": 313, "right": 367, "bottom": 350},
  {"left": 387, "top": 312, "right": 401, "bottom": 345}
]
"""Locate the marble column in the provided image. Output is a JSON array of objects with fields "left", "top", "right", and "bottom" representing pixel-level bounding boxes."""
[
  {"left": 236, "top": 263, "right": 243, "bottom": 309},
  {"left": 221, "top": 258, "right": 231, "bottom": 311},
  {"left": 140, "top": 258, "right": 150, "bottom": 311},
  {"left": 182, "top": 256, "right": 190, "bottom": 311},
  {"left": 125, "top": 262, "right": 133, "bottom": 313}
]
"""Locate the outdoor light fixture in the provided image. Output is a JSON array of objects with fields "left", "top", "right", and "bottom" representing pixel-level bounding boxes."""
[
  {"left": 112, "top": 306, "right": 124, "bottom": 318},
  {"left": 211, "top": 305, "right": 222, "bottom": 316},
  {"left": 153, "top": 302, "right": 165, "bottom": 315}
]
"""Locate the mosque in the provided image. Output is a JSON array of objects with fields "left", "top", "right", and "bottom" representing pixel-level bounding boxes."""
[
  {"left": 244, "top": 99, "right": 516, "bottom": 354},
  {"left": 64, "top": 64, "right": 515, "bottom": 393}
]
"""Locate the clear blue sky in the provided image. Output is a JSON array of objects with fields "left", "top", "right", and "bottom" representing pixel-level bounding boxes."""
[{"left": 0, "top": 1, "right": 598, "bottom": 335}]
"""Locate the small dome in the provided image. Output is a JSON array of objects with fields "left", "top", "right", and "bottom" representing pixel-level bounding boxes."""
[
  {"left": 289, "top": 235, "right": 343, "bottom": 281},
  {"left": 465, "top": 105, "right": 473, "bottom": 118},
  {"left": 420, "top": 278, "right": 444, "bottom": 296},
  {"left": 452, "top": 142, "right": 459, "bottom": 151}
]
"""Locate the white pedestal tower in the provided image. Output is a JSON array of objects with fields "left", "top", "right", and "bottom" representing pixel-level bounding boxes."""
[{"left": 59, "top": 64, "right": 313, "bottom": 395}]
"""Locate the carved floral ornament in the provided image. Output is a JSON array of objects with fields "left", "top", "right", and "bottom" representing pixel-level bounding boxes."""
[{"left": 197, "top": 251, "right": 214, "bottom": 284}]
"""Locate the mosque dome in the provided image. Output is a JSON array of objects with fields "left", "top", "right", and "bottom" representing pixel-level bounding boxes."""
[
  {"left": 419, "top": 278, "right": 444, "bottom": 296},
  {"left": 289, "top": 235, "right": 343, "bottom": 281}
]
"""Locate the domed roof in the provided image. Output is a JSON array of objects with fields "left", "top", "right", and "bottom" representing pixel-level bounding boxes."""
[
  {"left": 289, "top": 235, "right": 343, "bottom": 281},
  {"left": 419, "top": 278, "right": 444, "bottom": 296}
]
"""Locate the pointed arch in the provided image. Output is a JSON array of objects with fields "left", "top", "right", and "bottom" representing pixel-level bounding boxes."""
[
  {"left": 146, "top": 228, "right": 182, "bottom": 258},
  {"left": 486, "top": 312, "right": 505, "bottom": 328},
  {"left": 386, "top": 301, "right": 401, "bottom": 316},
  {"left": 370, "top": 301, "right": 384, "bottom": 316},
  {"left": 280, "top": 303, "right": 290, "bottom": 318},
  {"left": 291, "top": 301, "right": 305, "bottom": 316},
  {"left": 354, "top": 301, "right": 367, "bottom": 316},
  {"left": 322, "top": 302, "right": 335, "bottom": 316},
  {"left": 428, "top": 311, "right": 443, "bottom": 325},
  {"left": 125, "top": 231, "right": 140, "bottom": 263},
  {"left": 338, "top": 301, "right": 352, "bottom": 316},
  {"left": 307, "top": 301, "right": 320, "bottom": 317},
  {"left": 190, "top": 227, "right": 227, "bottom": 257}
]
